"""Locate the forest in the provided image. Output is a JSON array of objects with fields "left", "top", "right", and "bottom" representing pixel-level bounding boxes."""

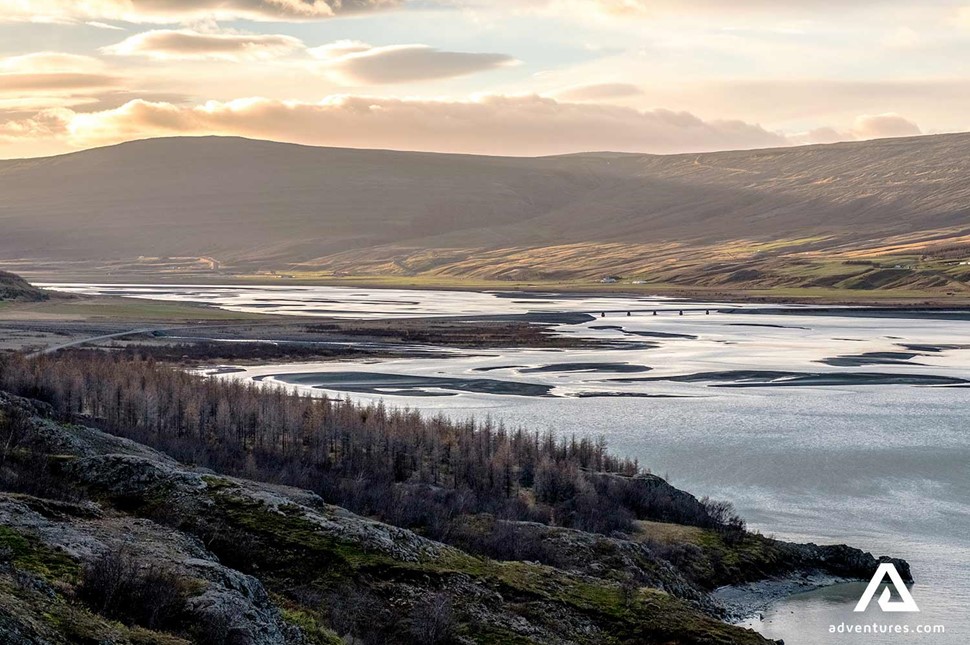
[{"left": 0, "top": 351, "right": 742, "bottom": 552}]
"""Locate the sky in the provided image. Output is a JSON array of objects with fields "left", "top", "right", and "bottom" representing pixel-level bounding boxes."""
[{"left": 1, "top": 0, "right": 968, "bottom": 158}]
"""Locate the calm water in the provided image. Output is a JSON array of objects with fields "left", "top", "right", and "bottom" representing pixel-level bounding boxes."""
[{"left": 44, "top": 284, "right": 970, "bottom": 644}]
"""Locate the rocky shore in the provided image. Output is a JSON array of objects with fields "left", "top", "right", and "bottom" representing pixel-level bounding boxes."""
[{"left": 0, "top": 391, "right": 909, "bottom": 644}]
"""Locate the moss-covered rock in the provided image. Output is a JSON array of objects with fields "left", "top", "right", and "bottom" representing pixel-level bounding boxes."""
[
  {"left": 0, "top": 524, "right": 80, "bottom": 583},
  {"left": 3, "top": 390, "right": 903, "bottom": 644},
  {"left": 0, "top": 492, "right": 307, "bottom": 645},
  {"left": 62, "top": 453, "right": 773, "bottom": 644},
  {"left": 0, "top": 524, "right": 190, "bottom": 645}
]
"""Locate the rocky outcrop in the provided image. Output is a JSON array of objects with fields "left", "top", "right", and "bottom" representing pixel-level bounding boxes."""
[
  {"left": 3, "top": 390, "right": 913, "bottom": 644},
  {"left": 450, "top": 513, "right": 913, "bottom": 625},
  {"left": 0, "top": 271, "right": 49, "bottom": 302},
  {"left": 452, "top": 515, "right": 717, "bottom": 612},
  {"left": 779, "top": 542, "right": 913, "bottom": 583},
  {"left": 712, "top": 546, "right": 913, "bottom": 623},
  {"left": 0, "top": 494, "right": 302, "bottom": 645},
  {"left": 589, "top": 472, "right": 715, "bottom": 527},
  {"left": 1, "top": 391, "right": 776, "bottom": 644}
]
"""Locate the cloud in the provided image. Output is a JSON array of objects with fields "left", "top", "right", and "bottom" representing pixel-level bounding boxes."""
[
  {"left": 0, "top": 52, "right": 121, "bottom": 97},
  {"left": 0, "top": 108, "right": 71, "bottom": 141},
  {"left": 585, "top": 0, "right": 652, "bottom": 14},
  {"left": 789, "top": 114, "right": 922, "bottom": 145},
  {"left": 457, "top": 0, "right": 911, "bottom": 20},
  {"left": 101, "top": 31, "right": 517, "bottom": 78},
  {"left": 307, "top": 40, "right": 374, "bottom": 59},
  {"left": 952, "top": 6, "right": 970, "bottom": 27},
  {"left": 881, "top": 26, "right": 920, "bottom": 49},
  {"left": 790, "top": 126, "right": 844, "bottom": 145},
  {"left": 0, "top": 0, "right": 925, "bottom": 24},
  {"left": 86, "top": 20, "right": 125, "bottom": 30},
  {"left": 0, "top": 0, "right": 400, "bottom": 24},
  {"left": 551, "top": 83, "right": 642, "bottom": 101},
  {"left": 314, "top": 43, "right": 519, "bottom": 84},
  {"left": 0, "top": 73, "right": 122, "bottom": 93},
  {"left": 850, "top": 113, "right": 921, "bottom": 139},
  {"left": 0, "top": 52, "right": 106, "bottom": 73},
  {"left": 645, "top": 79, "right": 970, "bottom": 128},
  {"left": 60, "top": 94, "right": 788, "bottom": 155},
  {"left": 103, "top": 29, "right": 305, "bottom": 61},
  {"left": 0, "top": 97, "right": 99, "bottom": 112}
]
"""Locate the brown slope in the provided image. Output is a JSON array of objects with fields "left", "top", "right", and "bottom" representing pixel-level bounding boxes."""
[
  {"left": 482, "top": 133, "right": 970, "bottom": 247},
  {"left": 0, "top": 136, "right": 627, "bottom": 265},
  {"left": 1, "top": 134, "right": 970, "bottom": 283}
]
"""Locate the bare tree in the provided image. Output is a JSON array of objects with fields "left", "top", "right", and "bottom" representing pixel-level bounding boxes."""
[{"left": 410, "top": 593, "right": 455, "bottom": 645}]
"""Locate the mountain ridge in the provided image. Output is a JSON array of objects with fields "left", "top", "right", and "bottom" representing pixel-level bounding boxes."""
[{"left": 2, "top": 134, "right": 969, "bottom": 294}]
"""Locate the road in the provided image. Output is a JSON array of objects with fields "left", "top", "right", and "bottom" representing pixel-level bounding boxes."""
[
  {"left": 26, "top": 327, "right": 170, "bottom": 358},
  {"left": 23, "top": 319, "right": 301, "bottom": 358}
]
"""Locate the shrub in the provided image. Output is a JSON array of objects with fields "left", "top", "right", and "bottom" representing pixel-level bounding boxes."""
[
  {"left": 77, "top": 547, "right": 189, "bottom": 632},
  {"left": 410, "top": 593, "right": 455, "bottom": 645},
  {"left": 701, "top": 497, "right": 746, "bottom": 537}
]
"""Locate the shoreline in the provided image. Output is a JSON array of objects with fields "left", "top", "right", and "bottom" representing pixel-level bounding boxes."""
[
  {"left": 714, "top": 572, "right": 857, "bottom": 624},
  {"left": 21, "top": 273, "right": 970, "bottom": 308}
]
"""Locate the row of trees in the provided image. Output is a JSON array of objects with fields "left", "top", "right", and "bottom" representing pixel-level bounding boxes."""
[{"left": 0, "top": 352, "right": 723, "bottom": 540}]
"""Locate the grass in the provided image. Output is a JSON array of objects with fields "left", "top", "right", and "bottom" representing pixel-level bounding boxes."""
[
  {"left": 189, "top": 265, "right": 970, "bottom": 301},
  {"left": 0, "top": 525, "right": 191, "bottom": 645},
  {"left": 275, "top": 601, "right": 344, "bottom": 645},
  {"left": 0, "top": 576, "right": 190, "bottom": 645},
  {"left": 774, "top": 259, "right": 871, "bottom": 279},
  {"left": 212, "top": 492, "right": 376, "bottom": 573},
  {"left": 632, "top": 521, "right": 802, "bottom": 591},
  {"left": 145, "top": 271, "right": 969, "bottom": 305},
  {"left": 0, "top": 525, "right": 80, "bottom": 583},
  {"left": 633, "top": 520, "right": 705, "bottom": 545},
  {"left": 242, "top": 271, "right": 604, "bottom": 292},
  {"left": 193, "top": 483, "right": 770, "bottom": 644},
  {"left": 0, "top": 295, "right": 268, "bottom": 322},
  {"left": 14, "top": 241, "right": 970, "bottom": 307},
  {"left": 10, "top": 220, "right": 969, "bottom": 305}
]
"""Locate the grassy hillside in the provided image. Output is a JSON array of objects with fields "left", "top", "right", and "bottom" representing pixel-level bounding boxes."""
[
  {"left": 3, "top": 134, "right": 970, "bottom": 296},
  {"left": 0, "top": 271, "right": 48, "bottom": 302}
]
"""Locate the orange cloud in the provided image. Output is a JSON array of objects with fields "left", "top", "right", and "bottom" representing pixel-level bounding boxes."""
[
  {"left": 63, "top": 95, "right": 787, "bottom": 155},
  {"left": 103, "top": 29, "right": 305, "bottom": 61},
  {"left": 0, "top": 108, "right": 71, "bottom": 141},
  {"left": 0, "top": 0, "right": 401, "bottom": 23},
  {"left": 314, "top": 43, "right": 519, "bottom": 84},
  {"left": 551, "top": 83, "right": 643, "bottom": 101},
  {"left": 0, "top": 73, "right": 121, "bottom": 93},
  {"left": 0, "top": 52, "right": 121, "bottom": 96},
  {"left": 0, "top": 52, "right": 107, "bottom": 73},
  {"left": 788, "top": 113, "right": 922, "bottom": 145},
  {"left": 851, "top": 113, "right": 921, "bottom": 139}
]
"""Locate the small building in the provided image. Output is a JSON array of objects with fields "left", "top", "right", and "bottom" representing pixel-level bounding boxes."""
[{"left": 600, "top": 276, "right": 620, "bottom": 284}]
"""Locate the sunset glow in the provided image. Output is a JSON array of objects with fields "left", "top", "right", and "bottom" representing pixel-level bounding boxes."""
[{"left": 1, "top": 0, "right": 968, "bottom": 158}]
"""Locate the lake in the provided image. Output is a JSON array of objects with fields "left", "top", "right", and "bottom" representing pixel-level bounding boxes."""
[{"left": 43, "top": 283, "right": 970, "bottom": 644}]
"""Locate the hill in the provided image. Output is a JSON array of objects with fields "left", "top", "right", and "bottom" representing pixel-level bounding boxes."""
[
  {"left": 2, "top": 135, "right": 969, "bottom": 295},
  {"left": 0, "top": 271, "right": 48, "bottom": 302}
]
